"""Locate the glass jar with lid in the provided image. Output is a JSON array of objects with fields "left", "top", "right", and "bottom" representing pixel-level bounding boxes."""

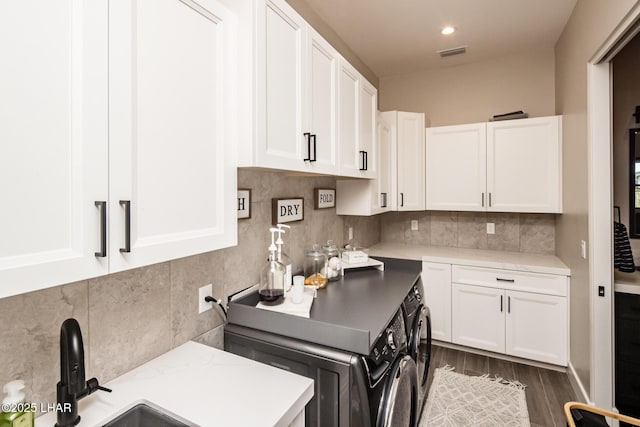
[
  {"left": 303, "top": 244, "right": 328, "bottom": 289},
  {"left": 322, "top": 240, "right": 343, "bottom": 281}
]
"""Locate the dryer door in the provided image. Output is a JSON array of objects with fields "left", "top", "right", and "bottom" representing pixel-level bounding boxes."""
[
  {"left": 375, "top": 355, "right": 418, "bottom": 427},
  {"left": 410, "top": 305, "right": 432, "bottom": 404}
]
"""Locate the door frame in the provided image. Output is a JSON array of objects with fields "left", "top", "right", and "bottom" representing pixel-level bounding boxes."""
[{"left": 588, "top": 4, "right": 640, "bottom": 409}]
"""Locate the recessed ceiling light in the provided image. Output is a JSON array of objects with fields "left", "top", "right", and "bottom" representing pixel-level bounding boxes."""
[{"left": 441, "top": 26, "right": 455, "bottom": 35}]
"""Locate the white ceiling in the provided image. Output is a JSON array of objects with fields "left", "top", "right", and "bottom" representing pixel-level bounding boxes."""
[{"left": 302, "top": 0, "right": 578, "bottom": 77}]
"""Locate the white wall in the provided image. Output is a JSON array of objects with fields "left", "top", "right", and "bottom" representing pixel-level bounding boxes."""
[
  {"left": 378, "top": 49, "right": 556, "bottom": 126},
  {"left": 554, "top": 0, "right": 638, "bottom": 398}
]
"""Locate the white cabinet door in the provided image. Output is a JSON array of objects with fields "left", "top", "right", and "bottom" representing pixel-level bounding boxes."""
[
  {"left": 505, "top": 290, "right": 567, "bottom": 365},
  {"left": 486, "top": 116, "right": 562, "bottom": 213},
  {"left": 422, "top": 262, "right": 452, "bottom": 342},
  {"left": 335, "top": 111, "right": 391, "bottom": 215},
  {"left": 338, "top": 59, "right": 361, "bottom": 177},
  {"left": 451, "top": 283, "right": 505, "bottom": 353},
  {"left": 397, "top": 112, "right": 425, "bottom": 211},
  {"left": 359, "top": 78, "right": 378, "bottom": 179},
  {"left": 425, "top": 123, "right": 486, "bottom": 211},
  {"left": 254, "top": 0, "right": 307, "bottom": 171},
  {"left": 0, "top": 1, "right": 109, "bottom": 298},
  {"left": 306, "top": 29, "right": 339, "bottom": 174},
  {"left": 377, "top": 112, "right": 393, "bottom": 212},
  {"left": 109, "top": 0, "right": 237, "bottom": 272}
]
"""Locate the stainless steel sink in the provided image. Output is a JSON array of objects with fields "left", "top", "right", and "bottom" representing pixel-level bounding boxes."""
[{"left": 102, "top": 403, "right": 190, "bottom": 427}]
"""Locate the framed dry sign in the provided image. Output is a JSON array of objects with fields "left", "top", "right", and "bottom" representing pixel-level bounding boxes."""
[
  {"left": 237, "top": 189, "right": 251, "bottom": 219},
  {"left": 314, "top": 188, "right": 336, "bottom": 209},
  {"left": 272, "top": 197, "right": 304, "bottom": 224}
]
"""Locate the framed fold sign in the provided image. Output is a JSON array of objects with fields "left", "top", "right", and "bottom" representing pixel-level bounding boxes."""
[
  {"left": 314, "top": 188, "right": 335, "bottom": 209},
  {"left": 237, "top": 189, "right": 251, "bottom": 219},
  {"left": 272, "top": 197, "right": 304, "bottom": 224}
]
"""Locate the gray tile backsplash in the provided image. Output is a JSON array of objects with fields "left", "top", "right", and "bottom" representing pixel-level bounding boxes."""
[
  {"left": 0, "top": 168, "right": 556, "bottom": 412},
  {"left": 379, "top": 211, "right": 556, "bottom": 254}
]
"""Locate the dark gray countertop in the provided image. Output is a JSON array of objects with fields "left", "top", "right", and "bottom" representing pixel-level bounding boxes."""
[{"left": 227, "top": 258, "right": 421, "bottom": 355}]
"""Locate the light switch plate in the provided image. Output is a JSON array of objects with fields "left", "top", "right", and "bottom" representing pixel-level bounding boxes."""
[
  {"left": 198, "top": 284, "right": 213, "bottom": 314},
  {"left": 411, "top": 220, "right": 418, "bottom": 231},
  {"left": 348, "top": 227, "right": 353, "bottom": 241},
  {"left": 486, "top": 223, "right": 495, "bottom": 234}
]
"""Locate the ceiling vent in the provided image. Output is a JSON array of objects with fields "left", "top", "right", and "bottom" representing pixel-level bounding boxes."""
[{"left": 438, "top": 46, "right": 467, "bottom": 57}]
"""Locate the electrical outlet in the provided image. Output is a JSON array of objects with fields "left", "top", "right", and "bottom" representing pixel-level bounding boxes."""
[
  {"left": 581, "top": 240, "right": 587, "bottom": 259},
  {"left": 486, "top": 223, "right": 495, "bottom": 234},
  {"left": 348, "top": 227, "right": 353, "bottom": 241},
  {"left": 198, "top": 284, "right": 213, "bottom": 314},
  {"left": 411, "top": 220, "right": 419, "bottom": 231}
]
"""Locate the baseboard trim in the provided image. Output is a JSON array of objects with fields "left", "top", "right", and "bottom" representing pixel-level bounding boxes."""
[{"left": 567, "top": 361, "right": 592, "bottom": 404}]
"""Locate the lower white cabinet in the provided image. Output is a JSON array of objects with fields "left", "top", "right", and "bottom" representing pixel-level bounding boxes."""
[
  {"left": 505, "top": 290, "right": 567, "bottom": 365},
  {"left": 422, "top": 262, "right": 452, "bottom": 342},
  {"left": 452, "top": 283, "right": 505, "bottom": 354},
  {"left": 426, "top": 262, "right": 568, "bottom": 366}
]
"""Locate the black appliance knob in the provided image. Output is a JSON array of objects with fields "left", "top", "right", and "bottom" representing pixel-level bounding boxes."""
[{"left": 386, "top": 330, "right": 396, "bottom": 351}]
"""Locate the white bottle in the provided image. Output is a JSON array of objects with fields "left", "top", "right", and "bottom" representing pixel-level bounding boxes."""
[{"left": 275, "top": 224, "right": 293, "bottom": 291}]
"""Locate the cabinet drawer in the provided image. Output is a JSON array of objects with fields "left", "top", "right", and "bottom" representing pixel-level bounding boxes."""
[{"left": 452, "top": 265, "right": 567, "bottom": 296}]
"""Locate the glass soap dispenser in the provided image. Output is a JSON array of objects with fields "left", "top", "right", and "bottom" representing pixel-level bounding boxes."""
[
  {"left": 275, "top": 224, "right": 293, "bottom": 291},
  {"left": 259, "top": 228, "right": 285, "bottom": 305}
]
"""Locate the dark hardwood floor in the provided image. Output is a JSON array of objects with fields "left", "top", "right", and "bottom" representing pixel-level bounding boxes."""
[{"left": 420, "top": 345, "right": 578, "bottom": 427}]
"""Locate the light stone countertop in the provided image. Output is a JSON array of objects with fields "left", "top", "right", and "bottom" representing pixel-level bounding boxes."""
[
  {"left": 369, "top": 242, "right": 570, "bottom": 276},
  {"left": 614, "top": 270, "right": 640, "bottom": 295},
  {"left": 36, "top": 341, "right": 313, "bottom": 427}
]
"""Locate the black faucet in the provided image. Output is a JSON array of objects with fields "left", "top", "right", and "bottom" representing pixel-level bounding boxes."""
[{"left": 56, "top": 318, "right": 112, "bottom": 427}]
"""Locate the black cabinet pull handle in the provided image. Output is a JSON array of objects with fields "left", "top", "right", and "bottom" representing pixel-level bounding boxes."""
[
  {"left": 364, "top": 151, "right": 368, "bottom": 171},
  {"left": 119, "top": 200, "right": 131, "bottom": 253},
  {"left": 489, "top": 192, "right": 492, "bottom": 207},
  {"left": 303, "top": 133, "right": 311, "bottom": 161},
  {"left": 94, "top": 201, "right": 107, "bottom": 257},
  {"left": 500, "top": 295, "right": 503, "bottom": 312},
  {"left": 310, "top": 134, "right": 317, "bottom": 162},
  {"left": 400, "top": 193, "right": 404, "bottom": 207},
  {"left": 496, "top": 278, "right": 515, "bottom": 283},
  {"left": 481, "top": 193, "right": 485, "bottom": 207},
  {"left": 381, "top": 192, "right": 387, "bottom": 208},
  {"left": 359, "top": 150, "right": 366, "bottom": 171},
  {"left": 508, "top": 296, "right": 511, "bottom": 313}
]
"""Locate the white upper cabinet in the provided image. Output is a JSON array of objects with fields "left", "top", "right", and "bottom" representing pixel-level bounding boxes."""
[
  {"left": 336, "top": 111, "right": 392, "bottom": 216},
  {"left": 425, "top": 115, "right": 562, "bottom": 213},
  {"left": 359, "top": 79, "right": 378, "bottom": 179},
  {"left": 245, "top": 0, "right": 342, "bottom": 175},
  {"left": 253, "top": 0, "right": 307, "bottom": 171},
  {"left": 307, "top": 28, "right": 340, "bottom": 174},
  {"left": 0, "top": 0, "right": 237, "bottom": 298},
  {"left": 426, "top": 123, "right": 486, "bottom": 211},
  {"left": 393, "top": 112, "right": 425, "bottom": 211},
  {"left": 109, "top": 0, "right": 237, "bottom": 272},
  {"left": 0, "top": 1, "right": 109, "bottom": 298},
  {"left": 338, "top": 58, "right": 378, "bottom": 179},
  {"left": 487, "top": 116, "right": 562, "bottom": 213},
  {"left": 338, "top": 59, "right": 362, "bottom": 176}
]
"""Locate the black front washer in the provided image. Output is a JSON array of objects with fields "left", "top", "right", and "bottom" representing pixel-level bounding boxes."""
[
  {"left": 408, "top": 304, "right": 431, "bottom": 409},
  {"left": 362, "top": 309, "right": 419, "bottom": 427}
]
